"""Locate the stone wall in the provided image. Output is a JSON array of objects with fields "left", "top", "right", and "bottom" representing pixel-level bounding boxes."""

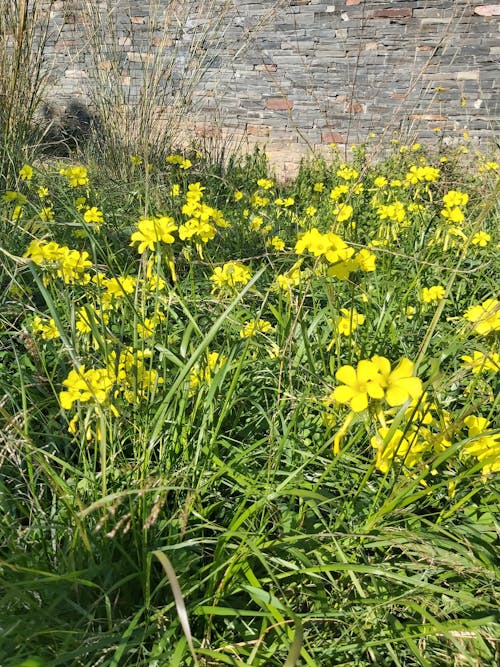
[{"left": 39, "top": 0, "right": 500, "bottom": 174}]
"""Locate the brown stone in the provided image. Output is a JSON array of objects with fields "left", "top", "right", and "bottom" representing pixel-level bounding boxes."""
[
  {"left": 474, "top": 5, "right": 500, "bottom": 16},
  {"left": 195, "top": 125, "right": 222, "bottom": 138},
  {"left": 266, "top": 98, "right": 293, "bottom": 111},
  {"left": 390, "top": 93, "right": 407, "bottom": 99},
  {"left": 322, "top": 131, "right": 346, "bottom": 144},
  {"left": 346, "top": 101, "right": 365, "bottom": 113},
  {"left": 346, "top": 0, "right": 362, "bottom": 5},
  {"left": 247, "top": 125, "right": 270, "bottom": 137},
  {"left": 371, "top": 8, "right": 412, "bottom": 18},
  {"left": 130, "top": 16, "right": 145, "bottom": 24}
]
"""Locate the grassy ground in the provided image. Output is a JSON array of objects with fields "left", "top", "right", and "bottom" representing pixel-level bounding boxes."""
[{"left": 0, "top": 133, "right": 499, "bottom": 666}]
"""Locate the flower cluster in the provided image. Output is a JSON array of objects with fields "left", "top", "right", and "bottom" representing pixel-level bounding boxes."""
[
  {"left": 59, "top": 366, "right": 115, "bottom": 410},
  {"left": 179, "top": 182, "right": 230, "bottom": 257},
  {"left": 166, "top": 154, "right": 192, "bottom": 170},
  {"left": 404, "top": 165, "right": 440, "bottom": 184},
  {"left": 210, "top": 261, "right": 252, "bottom": 294},
  {"left": 24, "top": 240, "right": 92, "bottom": 284},
  {"left": 295, "top": 228, "right": 376, "bottom": 280},
  {"left": 60, "top": 165, "right": 89, "bottom": 187},
  {"left": 31, "top": 315, "right": 60, "bottom": 340}
]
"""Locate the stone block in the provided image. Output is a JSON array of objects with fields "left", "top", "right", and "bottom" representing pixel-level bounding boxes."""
[
  {"left": 474, "top": 5, "right": 500, "bottom": 16},
  {"left": 321, "top": 130, "right": 347, "bottom": 143},
  {"left": 266, "top": 98, "right": 294, "bottom": 110},
  {"left": 370, "top": 9, "right": 413, "bottom": 19},
  {"left": 247, "top": 124, "right": 271, "bottom": 136}
]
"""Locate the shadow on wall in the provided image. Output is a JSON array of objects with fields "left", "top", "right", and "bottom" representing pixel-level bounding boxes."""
[{"left": 37, "top": 99, "right": 101, "bottom": 156}]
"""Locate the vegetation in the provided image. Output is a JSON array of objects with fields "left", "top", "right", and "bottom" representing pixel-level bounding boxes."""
[
  {"left": 1, "top": 2, "right": 499, "bottom": 666},
  {"left": 1, "top": 134, "right": 499, "bottom": 666}
]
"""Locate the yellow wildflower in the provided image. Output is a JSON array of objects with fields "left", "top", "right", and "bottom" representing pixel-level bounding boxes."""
[
  {"left": 331, "top": 360, "right": 384, "bottom": 413},
  {"left": 422, "top": 285, "right": 445, "bottom": 304},
  {"left": 130, "top": 216, "right": 177, "bottom": 253},
  {"left": 19, "top": 164, "right": 33, "bottom": 181},
  {"left": 464, "top": 299, "right": 500, "bottom": 335},
  {"left": 461, "top": 350, "right": 499, "bottom": 374}
]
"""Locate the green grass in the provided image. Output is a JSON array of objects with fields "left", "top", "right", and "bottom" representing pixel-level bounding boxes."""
[{"left": 1, "top": 137, "right": 499, "bottom": 667}]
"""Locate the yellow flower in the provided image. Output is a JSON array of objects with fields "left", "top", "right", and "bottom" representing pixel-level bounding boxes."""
[
  {"left": 442, "top": 190, "right": 469, "bottom": 208},
  {"left": 83, "top": 206, "right": 104, "bottom": 227},
  {"left": 371, "top": 427, "right": 426, "bottom": 473},
  {"left": 313, "top": 182, "right": 324, "bottom": 192},
  {"left": 250, "top": 193, "right": 270, "bottom": 208},
  {"left": 210, "top": 261, "right": 252, "bottom": 292},
  {"left": 59, "top": 366, "right": 115, "bottom": 410},
  {"left": 377, "top": 201, "right": 405, "bottom": 223},
  {"left": 464, "top": 299, "right": 500, "bottom": 335},
  {"left": 371, "top": 356, "right": 423, "bottom": 407},
  {"left": 24, "top": 240, "right": 92, "bottom": 284},
  {"left": 441, "top": 206, "right": 465, "bottom": 224},
  {"left": 98, "top": 275, "right": 137, "bottom": 308},
  {"left": 422, "top": 285, "right": 445, "bottom": 304},
  {"left": 171, "top": 184, "right": 180, "bottom": 197},
  {"left": 405, "top": 306, "right": 416, "bottom": 320},
  {"left": 130, "top": 216, "right": 178, "bottom": 253},
  {"left": 179, "top": 218, "right": 216, "bottom": 244},
  {"left": 471, "top": 231, "right": 491, "bottom": 247},
  {"left": 166, "top": 154, "right": 191, "bottom": 169},
  {"left": 189, "top": 351, "right": 226, "bottom": 394},
  {"left": 374, "top": 176, "right": 388, "bottom": 188},
  {"left": 305, "top": 205, "right": 317, "bottom": 217},
  {"left": 333, "top": 203, "right": 353, "bottom": 223},
  {"left": 276, "top": 264, "right": 302, "bottom": 291},
  {"left": 463, "top": 416, "right": 500, "bottom": 476},
  {"left": 249, "top": 215, "right": 264, "bottom": 231},
  {"left": 330, "top": 184, "right": 349, "bottom": 201},
  {"left": 461, "top": 350, "right": 499, "bottom": 374},
  {"left": 12, "top": 205, "right": 23, "bottom": 221},
  {"left": 257, "top": 178, "right": 274, "bottom": 190},
  {"left": 269, "top": 236, "right": 285, "bottom": 251},
  {"left": 336, "top": 164, "right": 359, "bottom": 181},
  {"left": 404, "top": 165, "right": 440, "bottom": 184},
  {"left": 19, "top": 164, "right": 33, "bottom": 181},
  {"left": 332, "top": 360, "right": 385, "bottom": 413},
  {"left": 234, "top": 190, "right": 243, "bottom": 201},
  {"left": 60, "top": 165, "right": 89, "bottom": 187},
  {"left": 336, "top": 308, "right": 365, "bottom": 336},
  {"left": 39, "top": 206, "right": 54, "bottom": 222},
  {"left": 355, "top": 249, "right": 376, "bottom": 272},
  {"left": 31, "top": 315, "right": 60, "bottom": 340},
  {"left": 240, "top": 319, "right": 273, "bottom": 338}
]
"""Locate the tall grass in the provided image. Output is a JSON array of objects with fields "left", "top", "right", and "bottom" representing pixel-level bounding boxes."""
[{"left": 0, "top": 0, "right": 56, "bottom": 188}]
